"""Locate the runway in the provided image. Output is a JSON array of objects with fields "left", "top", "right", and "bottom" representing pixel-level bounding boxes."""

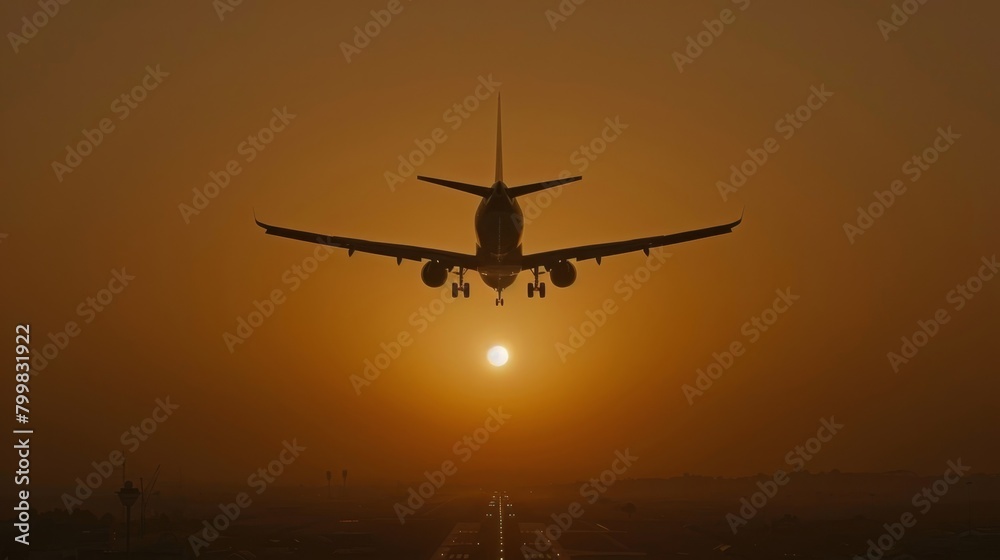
[{"left": 431, "top": 491, "right": 566, "bottom": 560}]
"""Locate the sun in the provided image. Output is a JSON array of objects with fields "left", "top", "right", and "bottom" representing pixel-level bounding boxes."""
[{"left": 487, "top": 345, "right": 509, "bottom": 367}]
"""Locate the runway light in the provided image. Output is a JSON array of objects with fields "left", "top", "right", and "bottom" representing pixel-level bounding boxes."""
[{"left": 487, "top": 345, "right": 509, "bottom": 367}]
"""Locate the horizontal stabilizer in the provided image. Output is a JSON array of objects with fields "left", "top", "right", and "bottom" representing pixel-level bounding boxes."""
[
  {"left": 416, "top": 176, "right": 492, "bottom": 197},
  {"left": 507, "top": 176, "right": 582, "bottom": 198}
]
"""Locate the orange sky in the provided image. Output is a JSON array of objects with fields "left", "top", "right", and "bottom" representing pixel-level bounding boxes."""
[{"left": 1, "top": 1, "right": 998, "bottom": 492}]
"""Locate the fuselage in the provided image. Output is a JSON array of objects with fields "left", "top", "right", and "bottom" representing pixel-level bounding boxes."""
[{"left": 475, "top": 182, "right": 523, "bottom": 291}]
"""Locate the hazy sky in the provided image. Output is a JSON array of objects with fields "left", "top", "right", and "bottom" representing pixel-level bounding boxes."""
[{"left": 2, "top": 1, "right": 997, "bottom": 493}]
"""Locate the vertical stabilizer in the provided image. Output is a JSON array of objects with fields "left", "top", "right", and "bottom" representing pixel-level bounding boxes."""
[{"left": 495, "top": 94, "right": 503, "bottom": 184}]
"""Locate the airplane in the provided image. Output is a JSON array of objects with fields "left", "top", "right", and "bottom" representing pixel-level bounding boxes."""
[{"left": 255, "top": 96, "right": 742, "bottom": 306}]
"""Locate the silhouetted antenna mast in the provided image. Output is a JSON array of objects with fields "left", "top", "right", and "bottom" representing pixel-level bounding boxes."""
[{"left": 140, "top": 465, "right": 161, "bottom": 536}]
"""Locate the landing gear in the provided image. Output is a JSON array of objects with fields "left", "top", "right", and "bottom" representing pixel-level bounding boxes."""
[
  {"left": 527, "top": 283, "right": 546, "bottom": 298},
  {"left": 452, "top": 282, "right": 470, "bottom": 298},
  {"left": 527, "top": 267, "right": 546, "bottom": 299},
  {"left": 495, "top": 288, "right": 504, "bottom": 307},
  {"left": 451, "top": 268, "right": 470, "bottom": 299}
]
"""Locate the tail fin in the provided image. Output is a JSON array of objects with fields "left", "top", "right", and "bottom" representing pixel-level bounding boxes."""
[
  {"left": 495, "top": 94, "right": 503, "bottom": 184},
  {"left": 412, "top": 94, "right": 507, "bottom": 197}
]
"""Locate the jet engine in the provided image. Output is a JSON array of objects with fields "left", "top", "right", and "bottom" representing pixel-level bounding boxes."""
[
  {"left": 547, "top": 261, "right": 577, "bottom": 288},
  {"left": 420, "top": 261, "right": 449, "bottom": 288}
]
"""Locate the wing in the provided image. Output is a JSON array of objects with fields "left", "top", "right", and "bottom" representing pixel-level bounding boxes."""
[
  {"left": 520, "top": 212, "right": 743, "bottom": 270},
  {"left": 255, "top": 216, "right": 479, "bottom": 270}
]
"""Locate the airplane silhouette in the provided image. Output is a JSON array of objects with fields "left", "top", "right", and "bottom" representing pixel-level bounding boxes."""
[{"left": 255, "top": 97, "right": 742, "bottom": 306}]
